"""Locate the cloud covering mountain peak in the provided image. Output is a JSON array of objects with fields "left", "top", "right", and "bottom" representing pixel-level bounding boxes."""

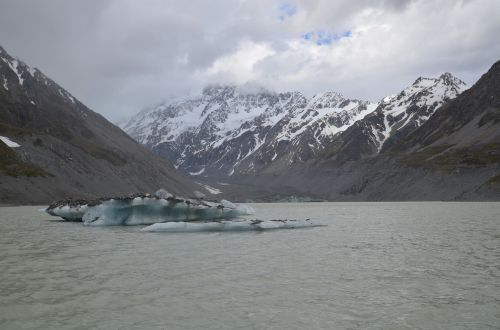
[{"left": 0, "top": 0, "right": 498, "bottom": 120}]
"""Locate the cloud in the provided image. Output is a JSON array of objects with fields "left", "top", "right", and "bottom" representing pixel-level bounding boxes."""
[
  {"left": 196, "top": 40, "right": 275, "bottom": 84},
  {"left": 0, "top": 0, "right": 499, "bottom": 120}
]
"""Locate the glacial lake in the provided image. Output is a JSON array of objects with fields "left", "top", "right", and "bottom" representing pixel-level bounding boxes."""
[{"left": 0, "top": 202, "right": 499, "bottom": 329}]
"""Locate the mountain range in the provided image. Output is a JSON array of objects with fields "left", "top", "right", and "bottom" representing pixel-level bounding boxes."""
[
  {"left": 1, "top": 43, "right": 498, "bottom": 203},
  {"left": 121, "top": 86, "right": 378, "bottom": 177},
  {"left": 121, "top": 62, "right": 499, "bottom": 201},
  {"left": 122, "top": 72, "right": 466, "bottom": 178}
]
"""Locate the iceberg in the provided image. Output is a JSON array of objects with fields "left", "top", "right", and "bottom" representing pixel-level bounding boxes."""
[
  {"left": 45, "top": 190, "right": 255, "bottom": 226},
  {"left": 45, "top": 189, "right": 323, "bottom": 231},
  {"left": 141, "top": 219, "right": 322, "bottom": 232}
]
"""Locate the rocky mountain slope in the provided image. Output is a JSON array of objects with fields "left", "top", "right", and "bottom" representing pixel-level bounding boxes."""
[
  {"left": 221, "top": 61, "right": 500, "bottom": 201},
  {"left": 321, "top": 73, "right": 467, "bottom": 162},
  {"left": 0, "top": 45, "right": 200, "bottom": 204},
  {"left": 384, "top": 59, "right": 500, "bottom": 179},
  {"left": 394, "top": 62, "right": 500, "bottom": 153}
]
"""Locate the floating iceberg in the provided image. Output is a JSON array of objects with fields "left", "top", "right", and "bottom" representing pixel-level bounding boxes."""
[
  {"left": 141, "top": 219, "right": 322, "bottom": 232},
  {"left": 45, "top": 190, "right": 254, "bottom": 226},
  {"left": 45, "top": 189, "right": 323, "bottom": 231}
]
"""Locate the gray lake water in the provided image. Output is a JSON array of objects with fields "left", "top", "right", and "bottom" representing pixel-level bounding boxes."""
[{"left": 0, "top": 202, "right": 499, "bottom": 330}]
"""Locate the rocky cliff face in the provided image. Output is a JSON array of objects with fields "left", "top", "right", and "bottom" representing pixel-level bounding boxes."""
[
  {"left": 394, "top": 61, "right": 500, "bottom": 152},
  {"left": 321, "top": 73, "right": 467, "bottom": 162},
  {"left": 0, "top": 45, "right": 199, "bottom": 204},
  {"left": 383, "top": 59, "right": 500, "bottom": 177}
]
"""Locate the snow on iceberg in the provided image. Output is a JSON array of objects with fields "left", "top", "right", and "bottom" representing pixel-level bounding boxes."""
[
  {"left": 45, "top": 190, "right": 255, "bottom": 226},
  {"left": 141, "top": 219, "right": 322, "bottom": 232}
]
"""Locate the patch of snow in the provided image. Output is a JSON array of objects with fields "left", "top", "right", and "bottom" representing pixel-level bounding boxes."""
[
  {"left": 319, "top": 102, "right": 378, "bottom": 138},
  {"left": 0, "top": 135, "right": 21, "bottom": 148},
  {"left": 67, "top": 93, "right": 75, "bottom": 103},
  {"left": 197, "top": 182, "right": 222, "bottom": 195},
  {"left": 28, "top": 66, "right": 36, "bottom": 77},
  {"left": 381, "top": 95, "right": 396, "bottom": 103},
  {"left": 5, "top": 58, "right": 24, "bottom": 85},
  {"left": 189, "top": 168, "right": 205, "bottom": 176},
  {"left": 58, "top": 89, "right": 76, "bottom": 103},
  {"left": 2, "top": 75, "right": 7, "bottom": 90},
  {"left": 377, "top": 114, "right": 391, "bottom": 151}
]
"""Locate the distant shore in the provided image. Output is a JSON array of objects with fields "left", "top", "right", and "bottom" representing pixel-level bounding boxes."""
[{"left": 0, "top": 204, "right": 47, "bottom": 207}]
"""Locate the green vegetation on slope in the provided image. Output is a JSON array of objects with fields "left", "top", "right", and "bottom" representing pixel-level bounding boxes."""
[
  {"left": 0, "top": 140, "right": 48, "bottom": 177},
  {"left": 398, "top": 143, "right": 500, "bottom": 171},
  {"left": 0, "top": 122, "right": 126, "bottom": 167}
]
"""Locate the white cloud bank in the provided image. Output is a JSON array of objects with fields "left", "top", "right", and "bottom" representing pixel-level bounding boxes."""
[{"left": 0, "top": 0, "right": 499, "bottom": 120}]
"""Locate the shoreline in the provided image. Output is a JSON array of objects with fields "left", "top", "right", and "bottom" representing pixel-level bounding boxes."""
[
  {"left": 0, "top": 204, "right": 47, "bottom": 207},
  {"left": 1, "top": 200, "right": 500, "bottom": 207}
]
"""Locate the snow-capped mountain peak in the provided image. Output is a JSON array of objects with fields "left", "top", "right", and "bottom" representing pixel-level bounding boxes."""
[
  {"left": 374, "top": 73, "right": 467, "bottom": 149},
  {"left": 122, "top": 85, "right": 377, "bottom": 176},
  {"left": 0, "top": 46, "right": 77, "bottom": 105},
  {"left": 322, "top": 73, "right": 468, "bottom": 162},
  {"left": 122, "top": 72, "right": 466, "bottom": 176}
]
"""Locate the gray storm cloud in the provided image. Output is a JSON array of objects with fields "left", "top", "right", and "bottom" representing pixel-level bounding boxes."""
[{"left": 0, "top": 0, "right": 499, "bottom": 120}]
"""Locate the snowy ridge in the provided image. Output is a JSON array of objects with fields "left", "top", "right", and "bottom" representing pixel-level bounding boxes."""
[
  {"left": 122, "top": 85, "right": 377, "bottom": 176},
  {"left": 370, "top": 73, "right": 467, "bottom": 151},
  {"left": 0, "top": 49, "right": 34, "bottom": 87},
  {"left": 0, "top": 46, "right": 77, "bottom": 105},
  {"left": 122, "top": 73, "right": 466, "bottom": 176},
  {"left": 325, "top": 72, "right": 468, "bottom": 162},
  {"left": 122, "top": 86, "right": 300, "bottom": 147}
]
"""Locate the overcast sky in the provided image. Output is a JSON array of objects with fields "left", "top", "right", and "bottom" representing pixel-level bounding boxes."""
[{"left": 1, "top": 0, "right": 499, "bottom": 121}]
